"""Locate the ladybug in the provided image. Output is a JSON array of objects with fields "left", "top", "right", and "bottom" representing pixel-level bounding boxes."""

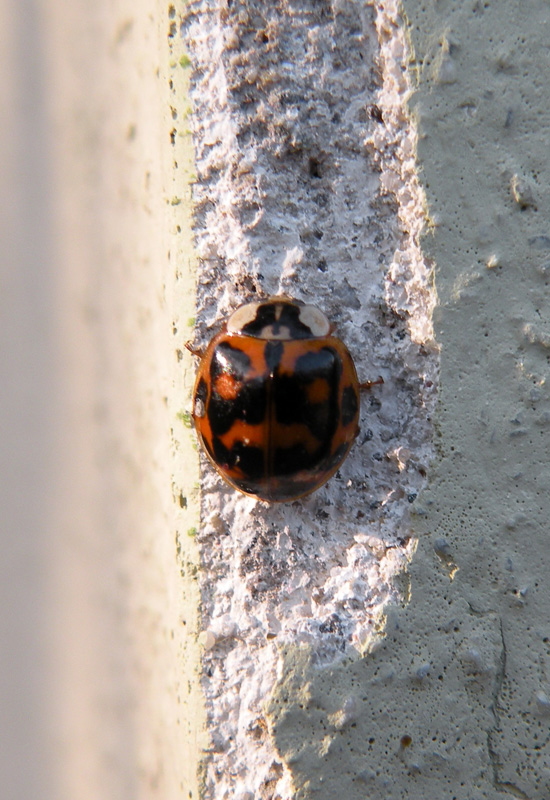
[{"left": 189, "top": 297, "right": 381, "bottom": 502}]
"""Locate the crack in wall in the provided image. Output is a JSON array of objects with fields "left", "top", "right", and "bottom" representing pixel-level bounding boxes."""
[{"left": 487, "top": 620, "right": 530, "bottom": 800}]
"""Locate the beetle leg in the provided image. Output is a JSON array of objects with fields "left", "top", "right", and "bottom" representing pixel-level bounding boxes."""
[
  {"left": 359, "top": 376, "right": 384, "bottom": 391},
  {"left": 185, "top": 341, "right": 205, "bottom": 358}
]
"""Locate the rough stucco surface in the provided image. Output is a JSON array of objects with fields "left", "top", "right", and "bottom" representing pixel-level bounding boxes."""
[
  {"left": 268, "top": 1, "right": 550, "bottom": 799},
  {"left": 183, "top": 0, "right": 435, "bottom": 797}
]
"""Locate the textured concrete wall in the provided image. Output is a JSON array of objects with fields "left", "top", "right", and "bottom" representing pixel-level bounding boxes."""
[
  {"left": 184, "top": 0, "right": 550, "bottom": 798},
  {"left": 183, "top": 0, "right": 435, "bottom": 797}
]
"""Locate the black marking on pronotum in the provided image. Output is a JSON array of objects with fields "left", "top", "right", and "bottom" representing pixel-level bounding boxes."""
[{"left": 241, "top": 302, "right": 316, "bottom": 340}]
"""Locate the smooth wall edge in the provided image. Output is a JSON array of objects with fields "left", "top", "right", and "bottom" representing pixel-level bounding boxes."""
[
  {"left": 165, "top": 2, "right": 208, "bottom": 796},
  {"left": 10, "top": 0, "right": 209, "bottom": 797}
]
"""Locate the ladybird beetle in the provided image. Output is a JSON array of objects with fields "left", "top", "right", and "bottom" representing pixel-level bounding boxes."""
[{"left": 190, "top": 297, "right": 377, "bottom": 502}]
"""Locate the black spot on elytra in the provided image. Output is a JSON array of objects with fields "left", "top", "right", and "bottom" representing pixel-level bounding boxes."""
[
  {"left": 234, "top": 442, "right": 264, "bottom": 478},
  {"left": 271, "top": 347, "right": 345, "bottom": 478},
  {"left": 211, "top": 340, "right": 251, "bottom": 381},
  {"left": 194, "top": 377, "right": 208, "bottom": 417},
  {"left": 273, "top": 372, "right": 306, "bottom": 425},
  {"left": 199, "top": 336, "right": 357, "bottom": 498},
  {"left": 341, "top": 385, "right": 359, "bottom": 427},
  {"left": 273, "top": 442, "right": 320, "bottom": 475},
  {"left": 208, "top": 342, "right": 267, "bottom": 435},
  {"left": 275, "top": 347, "right": 340, "bottom": 433},
  {"left": 196, "top": 377, "right": 208, "bottom": 403},
  {"left": 295, "top": 347, "right": 341, "bottom": 384},
  {"left": 211, "top": 437, "right": 264, "bottom": 481},
  {"left": 264, "top": 340, "right": 283, "bottom": 373}
]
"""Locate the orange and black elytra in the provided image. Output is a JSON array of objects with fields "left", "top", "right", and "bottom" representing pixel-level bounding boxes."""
[{"left": 188, "top": 297, "right": 382, "bottom": 502}]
